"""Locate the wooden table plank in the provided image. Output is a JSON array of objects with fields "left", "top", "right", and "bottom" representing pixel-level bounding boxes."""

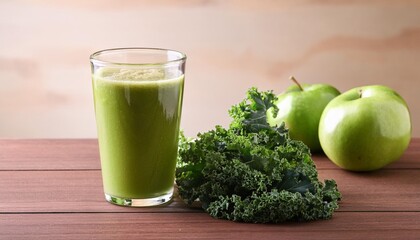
[
  {"left": 0, "top": 139, "right": 100, "bottom": 170},
  {"left": 0, "top": 170, "right": 195, "bottom": 213},
  {"left": 1, "top": 212, "right": 419, "bottom": 240},
  {"left": 1, "top": 138, "right": 419, "bottom": 170},
  {"left": 1, "top": 169, "right": 419, "bottom": 213},
  {"left": 319, "top": 169, "right": 420, "bottom": 212},
  {"left": 1, "top": 139, "right": 420, "bottom": 239}
]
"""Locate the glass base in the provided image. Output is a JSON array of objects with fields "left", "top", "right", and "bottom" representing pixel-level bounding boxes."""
[{"left": 105, "top": 191, "right": 173, "bottom": 207}]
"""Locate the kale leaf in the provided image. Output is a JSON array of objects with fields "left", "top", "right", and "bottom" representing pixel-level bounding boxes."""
[
  {"left": 176, "top": 88, "right": 341, "bottom": 223},
  {"left": 229, "top": 87, "right": 278, "bottom": 133}
]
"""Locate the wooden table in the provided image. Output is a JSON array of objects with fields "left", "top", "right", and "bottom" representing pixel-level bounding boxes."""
[{"left": 1, "top": 139, "right": 419, "bottom": 239}]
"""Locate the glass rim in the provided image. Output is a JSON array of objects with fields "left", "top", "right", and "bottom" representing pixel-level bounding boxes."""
[{"left": 89, "top": 47, "right": 187, "bottom": 67}]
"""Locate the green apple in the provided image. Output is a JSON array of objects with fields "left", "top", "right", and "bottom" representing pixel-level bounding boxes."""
[
  {"left": 267, "top": 77, "right": 340, "bottom": 152},
  {"left": 319, "top": 85, "right": 411, "bottom": 171}
]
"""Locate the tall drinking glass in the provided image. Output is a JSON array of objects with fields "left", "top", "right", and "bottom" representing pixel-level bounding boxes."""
[{"left": 90, "top": 48, "right": 186, "bottom": 207}]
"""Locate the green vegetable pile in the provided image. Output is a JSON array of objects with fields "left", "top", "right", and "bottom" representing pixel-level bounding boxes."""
[{"left": 176, "top": 88, "right": 341, "bottom": 223}]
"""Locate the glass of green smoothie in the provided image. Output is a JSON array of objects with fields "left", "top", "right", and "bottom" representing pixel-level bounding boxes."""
[{"left": 90, "top": 48, "right": 186, "bottom": 207}]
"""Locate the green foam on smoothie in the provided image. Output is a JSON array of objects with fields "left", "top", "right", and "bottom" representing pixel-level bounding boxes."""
[{"left": 99, "top": 68, "right": 167, "bottom": 81}]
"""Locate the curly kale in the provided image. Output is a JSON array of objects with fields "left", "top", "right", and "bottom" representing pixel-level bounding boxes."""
[{"left": 176, "top": 87, "right": 341, "bottom": 223}]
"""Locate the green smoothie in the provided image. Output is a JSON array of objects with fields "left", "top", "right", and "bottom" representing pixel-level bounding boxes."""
[{"left": 92, "top": 68, "right": 184, "bottom": 199}]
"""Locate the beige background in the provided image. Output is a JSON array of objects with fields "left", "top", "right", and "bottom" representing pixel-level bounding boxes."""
[{"left": 0, "top": 0, "right": 419, "bottom": 138}]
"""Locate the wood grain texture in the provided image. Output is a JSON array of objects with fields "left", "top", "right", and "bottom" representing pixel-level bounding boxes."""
[
  {"left": 0, "top": 139, "right": 419, "bottom": 239},
  {"left": 0, "top": 139, "right": 419, "bottom": 214},
  {"left": 1, "top": 169, "right": 419, "bottom": 213},
  {"left": 1, "top": 138, "right": 418, "bottom": 170},
  {"left": 0, "top": 170, "right": 196, "bottom": 213},
  {"left": 0, "top": 139, "right": 100, "bottom": 170},
  {"left": 0, "top": 1, "right": 419, "bottom": 138},
  {"left": 1, "top": 212, "right": 419, "bottom": 240}
]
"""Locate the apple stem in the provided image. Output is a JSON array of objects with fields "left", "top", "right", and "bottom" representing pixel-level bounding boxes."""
[
  {"left": 290, "top": 76, "right": 304, "bottom": 91},
  {"left": 359, "top": 89, "right": 363, "bottom": 98}
]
